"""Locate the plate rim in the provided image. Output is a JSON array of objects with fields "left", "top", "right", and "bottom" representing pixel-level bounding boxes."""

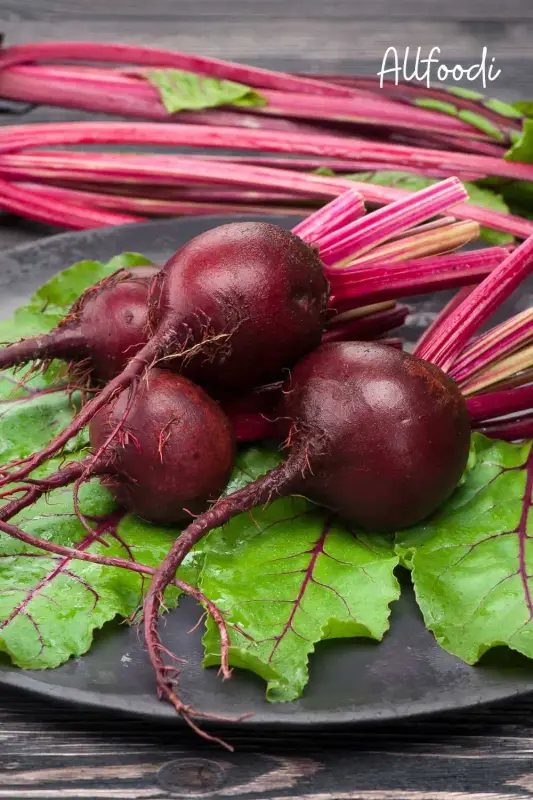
[{"left": 1, "top": 661, "right": 532, "bottom": 726}]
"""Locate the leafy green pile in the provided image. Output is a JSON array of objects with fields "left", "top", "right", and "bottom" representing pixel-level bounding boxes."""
[{"left": 1, "top": 257, "right": 533, "bottom": 702}]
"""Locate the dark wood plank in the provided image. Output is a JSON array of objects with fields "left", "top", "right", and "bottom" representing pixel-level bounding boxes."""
[
  {"left": 2, "top": 690, "right": 533, "bottom": 799},
  {"left": 5, "top": 0, "right": 533, "bottom": 21},
  {"left": 1, "top": 19, "right": 531, "bottom": 63}
]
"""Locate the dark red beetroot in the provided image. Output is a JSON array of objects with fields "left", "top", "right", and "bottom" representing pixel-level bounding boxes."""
[
  {"left": 277, "top": 341, "right": 470, "bottom": 530},
  {"left": 143, "top": 342, "right": 470, "bottom": 717},
  {"left": 149, "top": 221, "right": 329, "bottom": 392},
  {"left": 0, "top": 369, "right": 235, "bottom": 527},
  {"left": 0, "top": 266, "right": 158, "bottom": 384},
  {"left": 89, "top": 369, "right": 235, "bottom": 523},
  {"left": 1, "top": 222, "right": 328, "bottom": 486}
]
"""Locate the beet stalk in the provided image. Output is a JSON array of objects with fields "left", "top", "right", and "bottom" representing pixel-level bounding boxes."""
[{"left": 416, "top": 234, "right": 533, "bottom": 370}]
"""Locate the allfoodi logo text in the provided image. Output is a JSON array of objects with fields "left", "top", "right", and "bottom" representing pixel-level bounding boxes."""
[{"left": 377, "top": 46, "right": 501, "bottom": 89}]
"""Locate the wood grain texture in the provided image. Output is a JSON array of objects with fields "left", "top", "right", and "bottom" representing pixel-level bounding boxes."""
[
  {"left": 3, "top": 690, "right": 533, "bottom": 799},
  {"left": 4, "top": 0, "right": 533, "bottom": 21},
  {"left": 1, "top": 1, "right": 533, "bottom": 798}
]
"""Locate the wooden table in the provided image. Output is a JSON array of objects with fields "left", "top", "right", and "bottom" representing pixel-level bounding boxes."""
[{"left": 1, "top": 1, "right": 533, "bottom": 797}]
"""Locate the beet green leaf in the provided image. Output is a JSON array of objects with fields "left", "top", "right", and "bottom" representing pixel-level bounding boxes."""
[
  {"left": 0, "top": 467, "right": 180, "bottom": 669},
  {"left": 0, "top": 252, "right": 153, "bottom": 401},
  {"left": 146, "top": 69, "right": 266, "bottom": 113},
  {"left": 396, "top": 433, "right": 533, "bottom": 664},
  {"left": 200, "top": 494, "right": 400, "bottom": 702}
]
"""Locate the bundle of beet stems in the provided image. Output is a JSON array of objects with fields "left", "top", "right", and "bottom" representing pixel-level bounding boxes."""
[
  {"left": 0, "top": 40, "right": 531, "bottom": 237},
  {"left": 1, "top": 42, "right": 533, "bottom": 744}
]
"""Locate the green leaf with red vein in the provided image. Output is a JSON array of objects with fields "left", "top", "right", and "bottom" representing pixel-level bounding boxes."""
[
  {"left": 200, "top": 495, "right": 400, "bottom": 702},
  {"left": 0, "top": 466, "right": 182, "bottom": 669},
  {"left": 0, "top": 386, "right": 86, "bottom": 463},
  {"left": 395, "top": 433, "right": 533, "bottom": 664}
]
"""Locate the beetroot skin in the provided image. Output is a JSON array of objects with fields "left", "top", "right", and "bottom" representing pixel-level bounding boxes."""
[
  {"left": 150, "top": 221, "right": 329, "bottom": 392},
  {"left": 142, "top": 341, "right": 471, "bottom": 718},
  {"left": 71, "top": 268, "right": 157, "bottom": 382},
  {"left": 89, "top": 369, "right": 235, "bottom": 524},
  {"left": 278, "top": 341, "right": 471, "bottom": 530},
  {"left": 143, "top": 341, "right": 471, "bottom": 564}
]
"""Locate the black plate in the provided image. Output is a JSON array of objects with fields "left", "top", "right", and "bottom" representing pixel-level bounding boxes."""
[{"left": 1, "top": 215, "right": 533, "bottom": 726}]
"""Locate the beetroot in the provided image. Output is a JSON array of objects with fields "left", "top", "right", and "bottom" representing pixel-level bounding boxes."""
[
  {"left": 0, "top": 368, "right": 235, "bottom": 527},
  {"left": 0, "top": 222, "right": 328, "bottom": 486},
  {"left": 277, "top": 341, "right": 470, "bottom": 530},
  {"left": 149, "top": 221, "right": 329, "bottom": 392},
  {"left": 0, "top": 266, "right": 158, "bottom": 384},
  {"left": 90, "top": 369, "right": 235, "bottom": 524}
]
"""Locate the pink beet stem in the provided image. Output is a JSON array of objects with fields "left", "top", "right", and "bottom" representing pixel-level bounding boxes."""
[
  {"left": 345, "top": 179, "right": 533, "bottom": 240},
  {"left": 331, "top": 266, "right": 491, "bottom": 309},
  {"left": 460, "top": 343, "right": 533, "bottom": 396},
  {"left": 385, "top": 216, "right": 458, "bottom": 241},
  {"left": 473, "top": 412, "right": 533, "bottom": 441},
  {"left": 292, "top": 189, "right": 365, "bottom": 244},
  {"left": 0, "top": 151, "right": 344, "bottom": 198},
  {"left": 413, "top": 286, "right": 476, "bottom": 355},
  {"left": 0, "top": 142, "right": 527, "bottom": 238},
  {"left": 331, "top": 220, "right": 479, "bottom": 270},
  {"left": 417, "top": 235, "right": 533, "bottom": 370},
  {"left": 251, "top": 88, "right": 489, "bottom": 139},
  {"left": 309, "top": 74, "right": 523, "bottom": 134},
  {"left": 15, "top": 182, "right": 310, "bottom": 219},
  {"left": 318, "top": 177, "right": 468, "bottom": 266},
  {"left": 471, "top": 368, "right": 533, "bottom": 394},
  {"left": 467, "top": 384, "right": 533, "bottom": 421},
  {"left": 322, "top": 304, "right": 409, "bottom": 342},
  {"left": 199, "top": 155, "right": 484, "bottom": 181},
  {"left": 0, "top": 121, "right": 532, "bottom": 182},
  {"left": 450, "top": 308, "right": 533, "bottom": 384},
  {"left": 0, "top": 41, "right": 356, "bottom": 98},
  {"left": 0, "top": 66, "right": 327, "bottom": 137},
  {"left": 0, "top": 177, "right": 144, "bottom": 229},
  {"left": 0, "top": 62, "right": 494, "bottom": 140},
  {"left": 327, "top": 300, "right": 397, "bottom": 326},
  {"left": 328, "top": 247, "right": 507, "bottom": 284}
]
